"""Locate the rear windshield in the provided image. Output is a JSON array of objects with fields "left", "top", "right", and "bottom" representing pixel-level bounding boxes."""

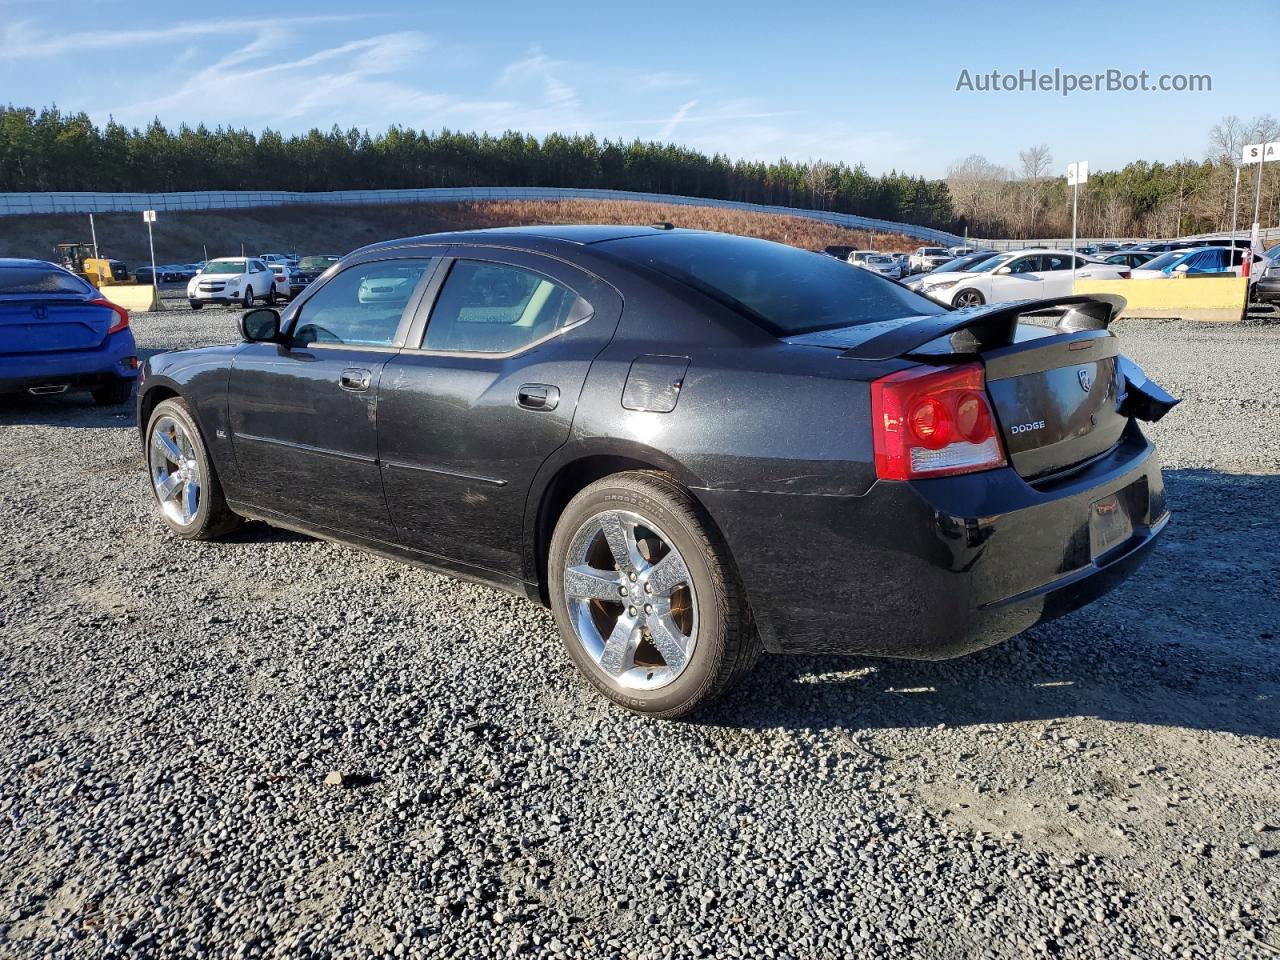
[
  {"left": 604, "top": 233, "right": 944, "bottom": 336},
  {"left": 0, "top": 265, "right": 92, "bottom": 295}
]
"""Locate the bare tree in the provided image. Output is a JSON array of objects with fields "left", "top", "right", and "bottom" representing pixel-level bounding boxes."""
[
  {"left": 803, "top": 159, "right": 836, "bottom": 210},
  {"left": 1017, "top": 144, "right": 1053, "bottom": 237},
  {"left": 946, "top": 154, "right": 1009, "bottom": 235}
]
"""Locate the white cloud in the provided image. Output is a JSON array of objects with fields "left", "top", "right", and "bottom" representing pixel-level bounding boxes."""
[
  {"left": 657, "top": 100, "right": 698, "bottom": 141},
  {"left": 497, "top": 46, "right": 578, "bottom": 109},
  {"left": 0, "top": 15, "right": 359, "bottom": 59}
]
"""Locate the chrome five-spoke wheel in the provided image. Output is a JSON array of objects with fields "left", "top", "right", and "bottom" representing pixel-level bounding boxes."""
[
  {"left": 563, "top": 509, "right": 698, "bottom": 691},
  {"left": 149, "top": 414, "right": 201, "bottom": 527}
]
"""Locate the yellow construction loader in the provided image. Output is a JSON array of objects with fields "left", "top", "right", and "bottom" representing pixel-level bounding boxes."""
[{"left": 54, "top": 243, "right": 133, "bottom": 287}]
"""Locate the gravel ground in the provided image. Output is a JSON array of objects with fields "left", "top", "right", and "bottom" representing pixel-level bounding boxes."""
[{"left": 1, "top": 302, "right": 1277, "bottom": 960}]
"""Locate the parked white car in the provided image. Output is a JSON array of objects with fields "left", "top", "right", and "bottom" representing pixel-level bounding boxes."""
[
  {"left": 909, "top": 247, "right": 953, "bottom": 274},
  {"left": 935, "top": 249, "right": 1127, "bottom": 308},
  {"left": 905, "top": 251, "right": 1004, "bottom": 296},
  {"left": 854, "top": 253, "right": 906, "bottom": 279},
  {"left": 845, "top": 249, "right": 879, "bottom": 266},
  {"left": 269, "top": 262, "right": 295, "bottom": 299},
  {"left": 187, "top": 257, "right": 278, "bottom": 309}
]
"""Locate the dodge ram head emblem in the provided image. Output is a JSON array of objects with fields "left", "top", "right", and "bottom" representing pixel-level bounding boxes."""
[
  {"left": 30, "top": 304, "right": 48, "bottom": 320},
  {"left": 1077, "top": 368, "right": 1093, "bottom": 393}
]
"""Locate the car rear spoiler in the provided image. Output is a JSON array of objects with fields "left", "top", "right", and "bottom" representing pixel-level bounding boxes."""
[
  {"left": 827, "top": 294, "right": 1128, "bottom": 361},
  {"left": 783, "top": 293, "right": 1179, "bottom": 423}
]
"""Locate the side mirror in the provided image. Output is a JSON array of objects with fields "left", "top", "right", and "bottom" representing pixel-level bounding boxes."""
[
  {"left": 994, "top": 266, "right": 1012, "bottom": 275},
  {"left": 240, "top": 307, "right": 281, "bottom": 342},
  {"left": 1173, "top": 263, "right": 1190, "bottom": 273}
]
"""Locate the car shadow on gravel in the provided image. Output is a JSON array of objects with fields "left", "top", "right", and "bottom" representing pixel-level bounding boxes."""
[
  {"left": 702, "top": 468, "right": 1280, "bottom": 741},
  {"left": 0, "top": 392, "right": 137, "bottom": 428}
]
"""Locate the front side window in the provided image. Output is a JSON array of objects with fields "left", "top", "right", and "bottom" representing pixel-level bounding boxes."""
[
  {"left": 1007, "top": 256, "right": 1041, "bottom": 274},
  {"left": 422, "top": 261, "right": 592, "bottom": 354},
  {"left": 293, "top": 258, "right": 432, "bottom": 347}
]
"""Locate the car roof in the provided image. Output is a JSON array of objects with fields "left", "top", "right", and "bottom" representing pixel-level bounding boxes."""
[
  {"left": 0, "top": 257, "right": 64, "bottom": 269},
  {"left": 358, "top": 224, "right": 681, "bottom": 255}
]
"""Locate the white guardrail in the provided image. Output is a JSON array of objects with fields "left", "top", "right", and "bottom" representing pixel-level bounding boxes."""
[
  {"left": 0, "top": 186, "right": 966, "bottom": 247},
  {"left": 973, "top": 229, "right": 1280, "bottom": 251}
]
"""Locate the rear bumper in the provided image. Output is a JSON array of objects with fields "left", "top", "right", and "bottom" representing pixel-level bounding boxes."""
[
  {"left": 699, "top": 425, "right": 1167, "bottom": 658},
  {"left": 0, "top": 330, "right": 139, "bottom": 394}
]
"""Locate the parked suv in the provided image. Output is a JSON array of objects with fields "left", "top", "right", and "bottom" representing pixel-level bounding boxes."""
[
  {"left": 187, "top": 258, "right": 278, "bottom": 309},
  {"left": 909, "top": 247, "right": 953, "bottom": 274}
]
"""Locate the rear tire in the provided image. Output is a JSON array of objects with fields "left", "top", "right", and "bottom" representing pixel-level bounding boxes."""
[
  {"left": 548, "top": 471, "right": 760, "bottom": 719},
  {"left": 145, "top": 397, "right": 241, "bottom": 540},
  {"left": 266, "top": 288, "right": 278, "bottom": 306},
  {"left": 91, "top": 379, "right": 133, "bottom": 405}
]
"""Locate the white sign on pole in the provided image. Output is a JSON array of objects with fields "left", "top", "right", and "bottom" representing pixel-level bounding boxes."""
[
  {"left": 1066, "top": 161, "right": 1088, "bottom": 285},
  {"left": 143, "top": 209, "right": 158, "bottom": 222},
  {"left": 1241, "top": 142, "right": 1280, "bottom": 164}
]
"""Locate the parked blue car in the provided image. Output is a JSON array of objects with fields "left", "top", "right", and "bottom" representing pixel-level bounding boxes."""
[
  {"left": 1130, "top": 246, "right": 1247, "bottom": 278},
  {"left": 0, "top": 258, "right": 139, "bottom": 404}
]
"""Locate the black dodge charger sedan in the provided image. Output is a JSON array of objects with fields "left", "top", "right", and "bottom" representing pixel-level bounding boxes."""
[{"left": 137, "top": 226, "right": 1177, "bottom": 717}]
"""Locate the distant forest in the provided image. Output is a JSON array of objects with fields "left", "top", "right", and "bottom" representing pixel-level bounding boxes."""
[
  {"left": 0, "top": 105, "right": 953, "bottom": 229},
  {"left": 1, "top": 105, "right": 1276, "bottom": 239}
]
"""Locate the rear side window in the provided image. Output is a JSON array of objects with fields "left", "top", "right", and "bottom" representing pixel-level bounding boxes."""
[
  {"left": 0, "top": 266, "right": 92, "bottom": 295},
  {"left": 603, "top": 233, "right": 943, "bottom": 336},
  {"left": 422, "top": 261, "right": 593, "bottom": 354},
  {"left": 293, "top": 259, "right": 432, "bottom": 347}
]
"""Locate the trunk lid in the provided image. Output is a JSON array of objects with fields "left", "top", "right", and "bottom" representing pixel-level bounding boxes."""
[
  {"left": 979, "top": 325, "right": 1126, "bottom": 478},
  {"left": 0, "top": 297, "right": 112, "bottom": 355},
  {"left": 785, "top": 294, "right": 1177, "bottom": 480}
]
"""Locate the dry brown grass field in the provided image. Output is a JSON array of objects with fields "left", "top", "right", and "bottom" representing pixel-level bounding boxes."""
[{"left": 0, "top": 198, "right": 920, "bottom": 267}]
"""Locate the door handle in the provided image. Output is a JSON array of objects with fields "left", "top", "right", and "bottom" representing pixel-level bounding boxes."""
[
  {"left": 517, "top": 383, "right": 560, "bottom": 411},
  {"left": 339, "top": 368, "right": 372, "bottom": 392}
]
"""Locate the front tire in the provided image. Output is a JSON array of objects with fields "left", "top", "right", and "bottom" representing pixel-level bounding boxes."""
[
  {"left": 953, "top": 288, "right": 986, "bottom": 308},
  {"left": 145, "top": 397, "right": 241, "bottom": 540},
  {"left": 548, "top": 471, "right": 760, "bottom": 718},
  {"left": 188, "top": 300, "right": 203, "bottom": 310},
  {"left": 242, "top": 286, "right": 254, "bottom": 308}
]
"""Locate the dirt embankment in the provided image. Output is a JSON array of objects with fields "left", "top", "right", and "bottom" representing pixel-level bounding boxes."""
[{"left": 0, "top": 198, "right": 920, "bottom": 267}]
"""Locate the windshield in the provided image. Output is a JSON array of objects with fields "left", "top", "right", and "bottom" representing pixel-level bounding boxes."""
[
  {"left": 923, "top": 248, "right": 947, "bottom": 256},
  {"left": 604, "top": 232, "right": 944, "bottom": 336},
  {"left": 299, "top": 256, "right": 339, "bottom": 271},
  {"left": 0, "top": 265, "right": 92, "bottom": 295},
  {"left": 867, "top": 255, "right": 892, "bottom": 264},
  {"left": 204, "top": 260, "right": 247, "bottom": 275},
  {"left": 971, "top": 254, "right": 1013, "bottom": 273},
  {"left": 934, "top": 252, "right": 997, "bottom": 274},
  {"left": 1140, "top": 251, "right": 1189, "bottom": 272}
]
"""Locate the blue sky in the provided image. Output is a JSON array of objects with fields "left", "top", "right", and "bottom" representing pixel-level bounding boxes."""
[{"left": 0, "top": 1, "right": 1248, "bottom": 178}]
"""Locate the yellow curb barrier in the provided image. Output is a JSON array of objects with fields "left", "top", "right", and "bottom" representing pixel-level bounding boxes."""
[
  {"left": 1073, "top": 276, "right": 1247, "bottom": 323},
  {"left": 99, "top": 284, "right": 161, "bottom": 312}
]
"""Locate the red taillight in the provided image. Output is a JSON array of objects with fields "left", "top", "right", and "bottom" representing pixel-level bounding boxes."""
[
  {"left": 91, "top": 297, "right": 129, "bottom": 334},
  {"left": 870, "top": 362, "right": 1007, "bottom": 481}
]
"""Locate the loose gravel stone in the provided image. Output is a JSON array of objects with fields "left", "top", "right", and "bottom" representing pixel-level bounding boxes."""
[{"left": 0, "top": 304, "right": 1277, "bottom": 958}]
